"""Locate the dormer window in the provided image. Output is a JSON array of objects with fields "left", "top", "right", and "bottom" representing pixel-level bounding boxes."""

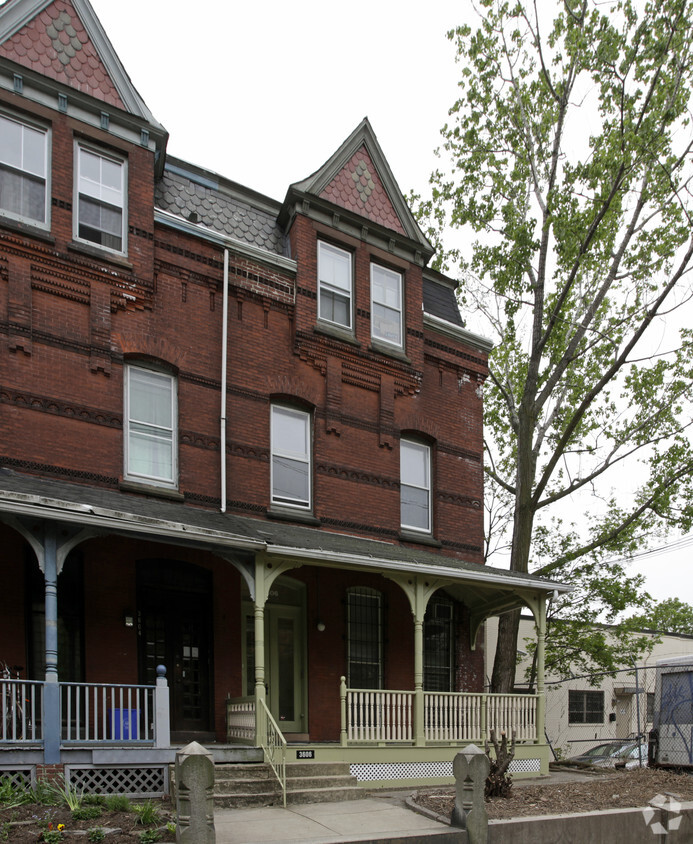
[
  {"left": 318, "top": 240, "right": 352, "bottom": 329},
  {"left": 75, "top": 144, "right": 126, "bottom": 253},
  {"left": 0, "top": 112, "right": 49, "bottom": 227},
  {"left": 371, "top": 263, "right": 403, "bottom": 348}
]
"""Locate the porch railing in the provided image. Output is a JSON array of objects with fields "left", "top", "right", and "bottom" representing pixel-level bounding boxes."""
[
  {"left": 340, "top": 681, "right": 538, "bottom": 745},
  {"left": 226, "top": 695, "right": 256, "bottom": 744},
  {"left": 1, "top": 678, "right": 43, "bottom": 742},
  {"left": 60, "top": 682, "right": 156, "bottom": 743},
  {"left": 345, "top": 688, "right": 414, "bottom": 742},
  {"left": 258, "top": 697, "right": 286, "bottom": 807}
]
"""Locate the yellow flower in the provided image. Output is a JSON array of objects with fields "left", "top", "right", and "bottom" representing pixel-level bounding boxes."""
[{"left": 57, "top": 824, "right": 65, "bottom": 831}]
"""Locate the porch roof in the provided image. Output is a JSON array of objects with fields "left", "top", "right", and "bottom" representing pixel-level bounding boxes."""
[{"left": 0, "top": 468, "right": 570, "bottom": 614}]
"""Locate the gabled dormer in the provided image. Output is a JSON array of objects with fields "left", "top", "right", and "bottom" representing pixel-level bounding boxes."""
[{"left": 0, "top": 0, "right": 166, "bottom": 265}]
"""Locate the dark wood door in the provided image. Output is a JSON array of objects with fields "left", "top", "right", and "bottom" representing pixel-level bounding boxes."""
[{"left": 137, "top": 561, "right": 213, "bottom": 741}]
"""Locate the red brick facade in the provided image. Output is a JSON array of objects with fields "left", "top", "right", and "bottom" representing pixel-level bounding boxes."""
[{"left": 0, "top": 0, "right": 489, "bottom": 744}]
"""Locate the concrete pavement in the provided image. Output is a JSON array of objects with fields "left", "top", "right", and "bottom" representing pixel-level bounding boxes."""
[{"left": 214, "top": 792, "right": 458, "bottom": 843}]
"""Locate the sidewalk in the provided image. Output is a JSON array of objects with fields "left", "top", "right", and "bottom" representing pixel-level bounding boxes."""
[
  {"left": 212, "top": 768, "right": 608, "bottom": 844},
  {"left": 214, "top": 792, "right": 457, "bottom": 844}
]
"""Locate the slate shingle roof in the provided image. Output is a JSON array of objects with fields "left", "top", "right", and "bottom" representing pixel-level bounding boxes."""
[
  {"left": 423, "top": 274, "right": 463, "bottom": 327},
  {"left": 155, "top": 159, "right": 286, "bottom": 256}
]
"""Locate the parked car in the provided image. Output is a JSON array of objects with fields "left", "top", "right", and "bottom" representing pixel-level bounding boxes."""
[{"left": 568, "top": 740, "right": 647, "bottom": 768}]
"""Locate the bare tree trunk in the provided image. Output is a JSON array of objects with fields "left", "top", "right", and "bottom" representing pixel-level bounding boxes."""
[{"left": 491, "top": 609, "right": 521, "bottom": 692}]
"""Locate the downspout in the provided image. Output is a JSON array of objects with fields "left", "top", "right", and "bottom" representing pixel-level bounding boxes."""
[{"left": 220, "top": 249, "right": 229, "bottom": 512}]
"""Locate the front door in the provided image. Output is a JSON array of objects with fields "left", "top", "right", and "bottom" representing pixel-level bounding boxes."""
[
  {"left": 138, "top": 560, "right": 213, "bottom": 741},
  {"left": 242, "top": 576, "right": 306, "bottom": 735},
  {"left": 267, "top": 605, "right": 304, "bottom": 733}
]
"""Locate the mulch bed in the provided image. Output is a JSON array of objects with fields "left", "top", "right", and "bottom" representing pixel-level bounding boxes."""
[
  {"left": 411, "top": 766, "right": 693, "bottom": 821},
  {"left": 0, "top": 799, "right": 176, "bottom": 842}
]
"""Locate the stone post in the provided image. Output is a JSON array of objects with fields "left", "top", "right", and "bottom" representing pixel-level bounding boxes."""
[
  {"left": 175, "top": 741, "right": 216, "bottom": 844},
  {"left": 451, "top": 743, "right": 490, "bottom": 844}
]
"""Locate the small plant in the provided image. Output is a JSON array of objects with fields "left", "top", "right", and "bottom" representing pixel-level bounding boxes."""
[
  {"left": 37, "top": 775, "right": 84, "bottom": 810},
  {"left": 105, "top": 794, "right": 131, "bottom": 812},
  {"left": 138, "top": 830, "right": 161, "bottom": 844},
  {"left": 1, "top": 821, "right": 11, "bottom": 842},
  {"left": 39, "top": 822, "right": 66, "bottom": 842},
  {"left": 166, "top": 821, "right": 176, "bottom": 835},
  {"left": 87, "top": 828, "right": 106, "bottom": 843},
  {"left": 71, "top": 804, "right": 102, "bottom": 821},
  {"left": 83, "top": 794, "right": 106, "bottom": 806},
  {"left": 133, "top": 801, "right": 160, "bottom": 826},
  {"left": 0, "top": 777, "right": 31, "bottom": 809}
]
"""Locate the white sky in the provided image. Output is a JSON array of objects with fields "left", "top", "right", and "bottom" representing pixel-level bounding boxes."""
[{"left": 86, "top": 0, "right": 692, "bottom": 612}]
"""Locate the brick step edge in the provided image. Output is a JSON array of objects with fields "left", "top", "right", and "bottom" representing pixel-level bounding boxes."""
[
  {"left": 214, "top": 785, "right": 366, "bottom": 808},
  {"left": 214, "top": 775, "right": 359, "bottom": 794}
]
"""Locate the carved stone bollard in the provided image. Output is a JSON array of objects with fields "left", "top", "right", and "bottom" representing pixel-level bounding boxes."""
[
  {"left": 175, "top": 741, "right": 216, "bottom": 843},
  {"left": 450, "top": 743, "right": 490, "bottom": 843}
]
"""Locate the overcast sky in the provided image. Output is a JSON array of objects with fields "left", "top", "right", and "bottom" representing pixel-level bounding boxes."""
[{"left": 84, "top": 0, "right": 691, "bottom": 611}]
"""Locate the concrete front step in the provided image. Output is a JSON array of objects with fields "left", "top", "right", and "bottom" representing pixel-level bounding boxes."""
[{"left": 212, "top": 760, "right": 365, "bottom": 808}]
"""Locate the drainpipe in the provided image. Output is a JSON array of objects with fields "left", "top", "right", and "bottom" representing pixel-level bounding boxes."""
[{"left": 220, "top": 249, "right": 229, "bottom": 512}]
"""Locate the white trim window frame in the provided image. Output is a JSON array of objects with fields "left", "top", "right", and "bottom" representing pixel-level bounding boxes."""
[
  {"left": 271, "top": 404, "right": 312, "bottom": 510},
  {"left": 400, "top": 439, "right": 431, "bottom": 533},
  {"left": 0, "top": 111, "right": 50, "bottom": 227},
  {"left": 318, "top": 240, "right": 353, "bottom": 330},
  {"left": 124, "top": 363, "right": 178, "bottom": 489},
  {"left": 74, "top": 142, "right": 126, "bottom": 254},
  {"left": 371, "top": 263, "right": 403, "bottom": 348}
]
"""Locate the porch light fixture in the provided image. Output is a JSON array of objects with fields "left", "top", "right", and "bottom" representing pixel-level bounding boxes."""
[
  {"left": 124, "top": 612, "right": 135, "bottom": 628},
  {"left": 316, "top": 621, "right": 326, "bottom": 632}
]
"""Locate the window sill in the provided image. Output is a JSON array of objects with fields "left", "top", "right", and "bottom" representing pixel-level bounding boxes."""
[
  {"left": 119, "top": 480, "right": 184, "bottom": 501},
  {"left": 399, "top": 530, "right": 442, "bottom": 548},
  {"left": 313, "top": 322, "right": 361, "bottom": 347},
  {"left": 68, "top": 240, "right": 133, "bottom": 269},
  {"left": 0, "top": 216, "right": 54, "bottom": 244},
  {"left": 369, "top": 340, "right": 411, "bottom": 365},
  {"left": 267, "top": 506, "right": 321, "bottom": 526}
]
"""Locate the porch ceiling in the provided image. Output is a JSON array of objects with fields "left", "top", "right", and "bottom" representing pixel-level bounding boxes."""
[{"left": 0, "top": 467, "right": 570, "bottom": 608}]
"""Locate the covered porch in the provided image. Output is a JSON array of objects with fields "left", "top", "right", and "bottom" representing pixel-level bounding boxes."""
[{"left": 0, "top": 470, "right": 569, "bottom": 795}]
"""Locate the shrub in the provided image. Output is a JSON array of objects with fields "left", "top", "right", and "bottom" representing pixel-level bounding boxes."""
[
  {"left": 87, "top": 829, "right": 106, "bottom": 843},
  {"left": 104, "top": 794, "right": 131, "bottom": 812}
]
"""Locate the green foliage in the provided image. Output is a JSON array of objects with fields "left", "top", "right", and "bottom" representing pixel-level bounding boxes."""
[
  {"left": 0, "top": 777, "right": 32, "bottom": 809},
  {"left": 138, "top": 830, "right": 161, "bottom": 844},
  {"left": 83, "top": 794, "right": 106, "bottom": 806},
  {"left": 104, "top": 794, "right": 131, "bottom": 812},
  {"left": 133, "top": 801, "right": 160, "bottom": 826},
  {"left": 71, "top": 805, "right": 102, "bottom": 821},
  {"left": 418, "top": 0, "right": 693, "bottom": 689},
  {"left": 166, "top": 821, "right": 176, "bottom": 835},
  {"left": 36, "top": 777, "right": 83, "bottom": 811},
  {"left": 630, "top": 597, "right": 693, "bottom": 634},
  {"left": 87, "top": 829, "right": 106, "bottom": 843}
]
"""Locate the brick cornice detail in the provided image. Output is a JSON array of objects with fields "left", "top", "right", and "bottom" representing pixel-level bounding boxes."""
[
  {"left": 0, "top": 388, "right": 122, "bottom": 428},
  {"left": 436, "top": 490, "right": 482, "bottom": 509},
  {"left": 316, "top": 461, "right": 399, "bottom": 489}
]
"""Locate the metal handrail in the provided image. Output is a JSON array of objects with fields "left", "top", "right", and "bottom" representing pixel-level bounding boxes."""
[{"left": 257, "top": 697, "right": 287, "bottom": 807}]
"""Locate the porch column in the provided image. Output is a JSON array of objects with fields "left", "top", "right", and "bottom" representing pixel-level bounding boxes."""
[
  {"left": 254, "top": 600, "right": 267, "bottom": 747},
  {"left": 43, "top": 525, "right": 61, "bottom": 764},
  {"left": 535, "top": 595, "right": 547, "bottom": 744},
  {"left": 413, "top": 608, "right": 425, "bottom": 747}
]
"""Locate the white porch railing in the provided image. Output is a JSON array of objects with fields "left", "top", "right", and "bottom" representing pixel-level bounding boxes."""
[
  {"left": 226, "top": 695, "right": 256, "bottom": 744},
  {"left": 60, "top": 682, "right": 156, "bottom": 743},
  {"left": 1, "top": 678, "right": 42, "bottom": 742},
  {"left": 344, "top": 687, "right": 413, "bottom": 742},
  {"left": 340, "top": 681, "right": 538, "bottom": 744}
]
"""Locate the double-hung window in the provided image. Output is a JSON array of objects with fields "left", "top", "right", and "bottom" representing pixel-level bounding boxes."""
[
  {"left": 271, "top": 405, "right": 311, "bottom": 509},
  {"left": 347, "top": 587, "right": 383, "bottom": 689},
  {"left": 124, "top": 364, "right": 177, "bottom": 488},
  {"left": 400, "top": 439, "right": 431, "bottom": 533},
  {"left": 318, "top": 241, "right": 352, "bottom": 329},
  {"left": 371, "top": 263, "right": 403, "bottom": 348},
  {"left": 0, "top": 112, "right": 49, "bottom": 226},
  {"left": 75, "top": 144, "right": 126, "bottom": 253},
  {"left": 568, "top": 690, "right": 604, "bottom": 724}
]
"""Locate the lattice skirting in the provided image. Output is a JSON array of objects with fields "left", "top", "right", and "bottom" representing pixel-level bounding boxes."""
[
  {"left": 350, "top": 757, "right": 541, "bottom": 782},
  {"left": 66, "top": 765, "right": 168, "bottom": 797},
  {"left": 0, "top": 767, "right": 34, "bottom": 789}
]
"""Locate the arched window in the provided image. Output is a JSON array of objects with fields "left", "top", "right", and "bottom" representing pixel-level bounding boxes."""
[
  {"left": 346, "top": 587, "right": 383, "bottom": 689},
  {"left": 424, "top": 593, "right": 455, "bottom": 691}
]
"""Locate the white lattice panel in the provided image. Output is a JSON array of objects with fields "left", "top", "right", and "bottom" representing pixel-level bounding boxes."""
[
  {"left": 66, "top": 765, "right": 167, "bottom": 797},
  {"left": 350, "top": 761, "right": 452, "bottom": 781},
  {"left": 0, "top": 767, "right": 33, "bottom": 789},
  {"left": 509, "top": 758, "right": 541, "bottom": 773}
]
